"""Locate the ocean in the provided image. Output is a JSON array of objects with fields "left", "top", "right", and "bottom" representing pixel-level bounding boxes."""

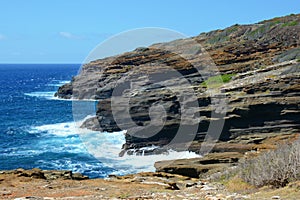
[{"left": 0, "top": 64, "right": 198, "bottom": 178}]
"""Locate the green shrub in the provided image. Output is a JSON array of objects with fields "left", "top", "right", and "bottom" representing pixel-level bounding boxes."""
[
  {"left": 239, "top": 140, "right": 300, "bottom": 188},
  {"left": 202, "top": 74, "right": 235, "bottom": 88},
  {"left": 282, "top": 21, "right": 298, "bottom": 27}
]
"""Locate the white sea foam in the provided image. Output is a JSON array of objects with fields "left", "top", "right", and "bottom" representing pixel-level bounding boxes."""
[
  {"left": 24, "top": 91, "right": 58, "bottom": 99},
  {"left": 46, "top": 84, "right": 64, "bottom": 87},
  {"left": 46, "top": 80, "right": 70, "bottom": 87},
  {"left": 29, "top": 120, "right": 200, "bottom": 175},
  {"left": 25, "top": 80, "right": 100, "bottom": 101},
  {"left": 103, "top": 148, "right": 199, "bottom": 174},
  {"left": 29, "top": 122, "right": 78, "bottom": 136},
  {"left": 29, "top": 117, "right": 100, "bottom": 137},
  {"left": 24, "top": 80, "right": 72, "bottom": 100},
  {"left": 80, "top": 129, "right": 200, "bottom": 174},
  {"left": 24, "top": 91, "right": 99, "bottom": 101}
]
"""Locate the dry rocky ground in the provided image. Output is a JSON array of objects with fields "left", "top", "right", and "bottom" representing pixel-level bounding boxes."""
[{"left": 1, "top": 169, "right": 300, "bottom": 200}]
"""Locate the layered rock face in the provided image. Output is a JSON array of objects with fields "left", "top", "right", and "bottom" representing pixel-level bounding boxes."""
[{"left": 56, "top": 14, "right": 300, "bottom": 154}]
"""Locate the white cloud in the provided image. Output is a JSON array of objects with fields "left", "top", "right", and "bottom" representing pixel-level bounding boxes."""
[
  {"left": 59, "top": 32, "right": 83, "bottom": 40},
  {"left": 0, "top": 34, "right": 6, "bottom": 40}
]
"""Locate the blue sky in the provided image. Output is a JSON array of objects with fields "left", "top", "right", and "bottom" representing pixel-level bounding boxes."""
[{"left": 0, "top": 0, "right": 299, "bottom": 63}]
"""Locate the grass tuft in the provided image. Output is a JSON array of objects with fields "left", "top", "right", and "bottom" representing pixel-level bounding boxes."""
[
  {"left": 202, "top": 74, "right": 235, "bottom": 88},
  {"left": 224, "top": 176, "right": 256, "bottom": 194}
]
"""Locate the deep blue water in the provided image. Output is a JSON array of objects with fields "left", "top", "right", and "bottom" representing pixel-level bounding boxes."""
[{"left": 0, "top": 64, "right": 113, "bottom": 178}]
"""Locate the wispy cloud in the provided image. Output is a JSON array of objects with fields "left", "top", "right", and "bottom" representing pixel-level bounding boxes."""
[
  {"left": 59, "top": 32, "right": 83, "bottom": 40},
  {"left": 0, "top": 34, "right": 6, "bottom": 40}
]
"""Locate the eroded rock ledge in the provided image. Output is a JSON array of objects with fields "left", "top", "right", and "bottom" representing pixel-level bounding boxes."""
[{"left": 0, "top": 168, "right": 89, "bottom": 180}]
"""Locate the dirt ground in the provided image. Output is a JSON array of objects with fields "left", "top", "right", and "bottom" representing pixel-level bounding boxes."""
[{"left": 1, "top": 169, "right": 299, "bottom": 200}]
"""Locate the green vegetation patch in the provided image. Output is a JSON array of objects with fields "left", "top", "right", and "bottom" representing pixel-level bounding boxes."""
[
  {"left": 247, "top": 19, "right": 283, "bottom": 40},
  {"left": 202, "top": 73, "right": 235, "bottom": 88},
  {"left": 282, "top": 21, "right": 298, "bottom": 27}
]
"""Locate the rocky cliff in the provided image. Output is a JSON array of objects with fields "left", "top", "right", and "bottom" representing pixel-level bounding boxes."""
[{"left": 56, "top": 14, "right": 300, "bottom": 156}]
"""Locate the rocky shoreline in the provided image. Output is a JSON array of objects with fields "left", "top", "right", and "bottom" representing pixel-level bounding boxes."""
[
  {"left": 2, "top": 14, "right": 299, "bottom": 200},
  {"left": 1, "top": 131, "right": 298, "bottom": 199},
  {"left": 54, "top": 14, "right": 300, "bottom": 177},
  {"left": 1, "top": 165, "right": 300, "bottom": 199},
  {"left": 56, "top": 14, "right": 300, "bottom": 155}
]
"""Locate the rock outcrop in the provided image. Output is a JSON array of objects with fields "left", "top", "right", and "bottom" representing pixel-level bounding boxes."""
[
  {"left": 0, "top": 168, "right": 89, "bottom": 180},
  {"left": 155, "top": 152, "right": 243, "bottom": 178},
  {"left": 156, "top": 132, "right": 299, "bottom": 177},
  {"left": 56, "top": 14, "right": 300, "bottom": 157}
]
